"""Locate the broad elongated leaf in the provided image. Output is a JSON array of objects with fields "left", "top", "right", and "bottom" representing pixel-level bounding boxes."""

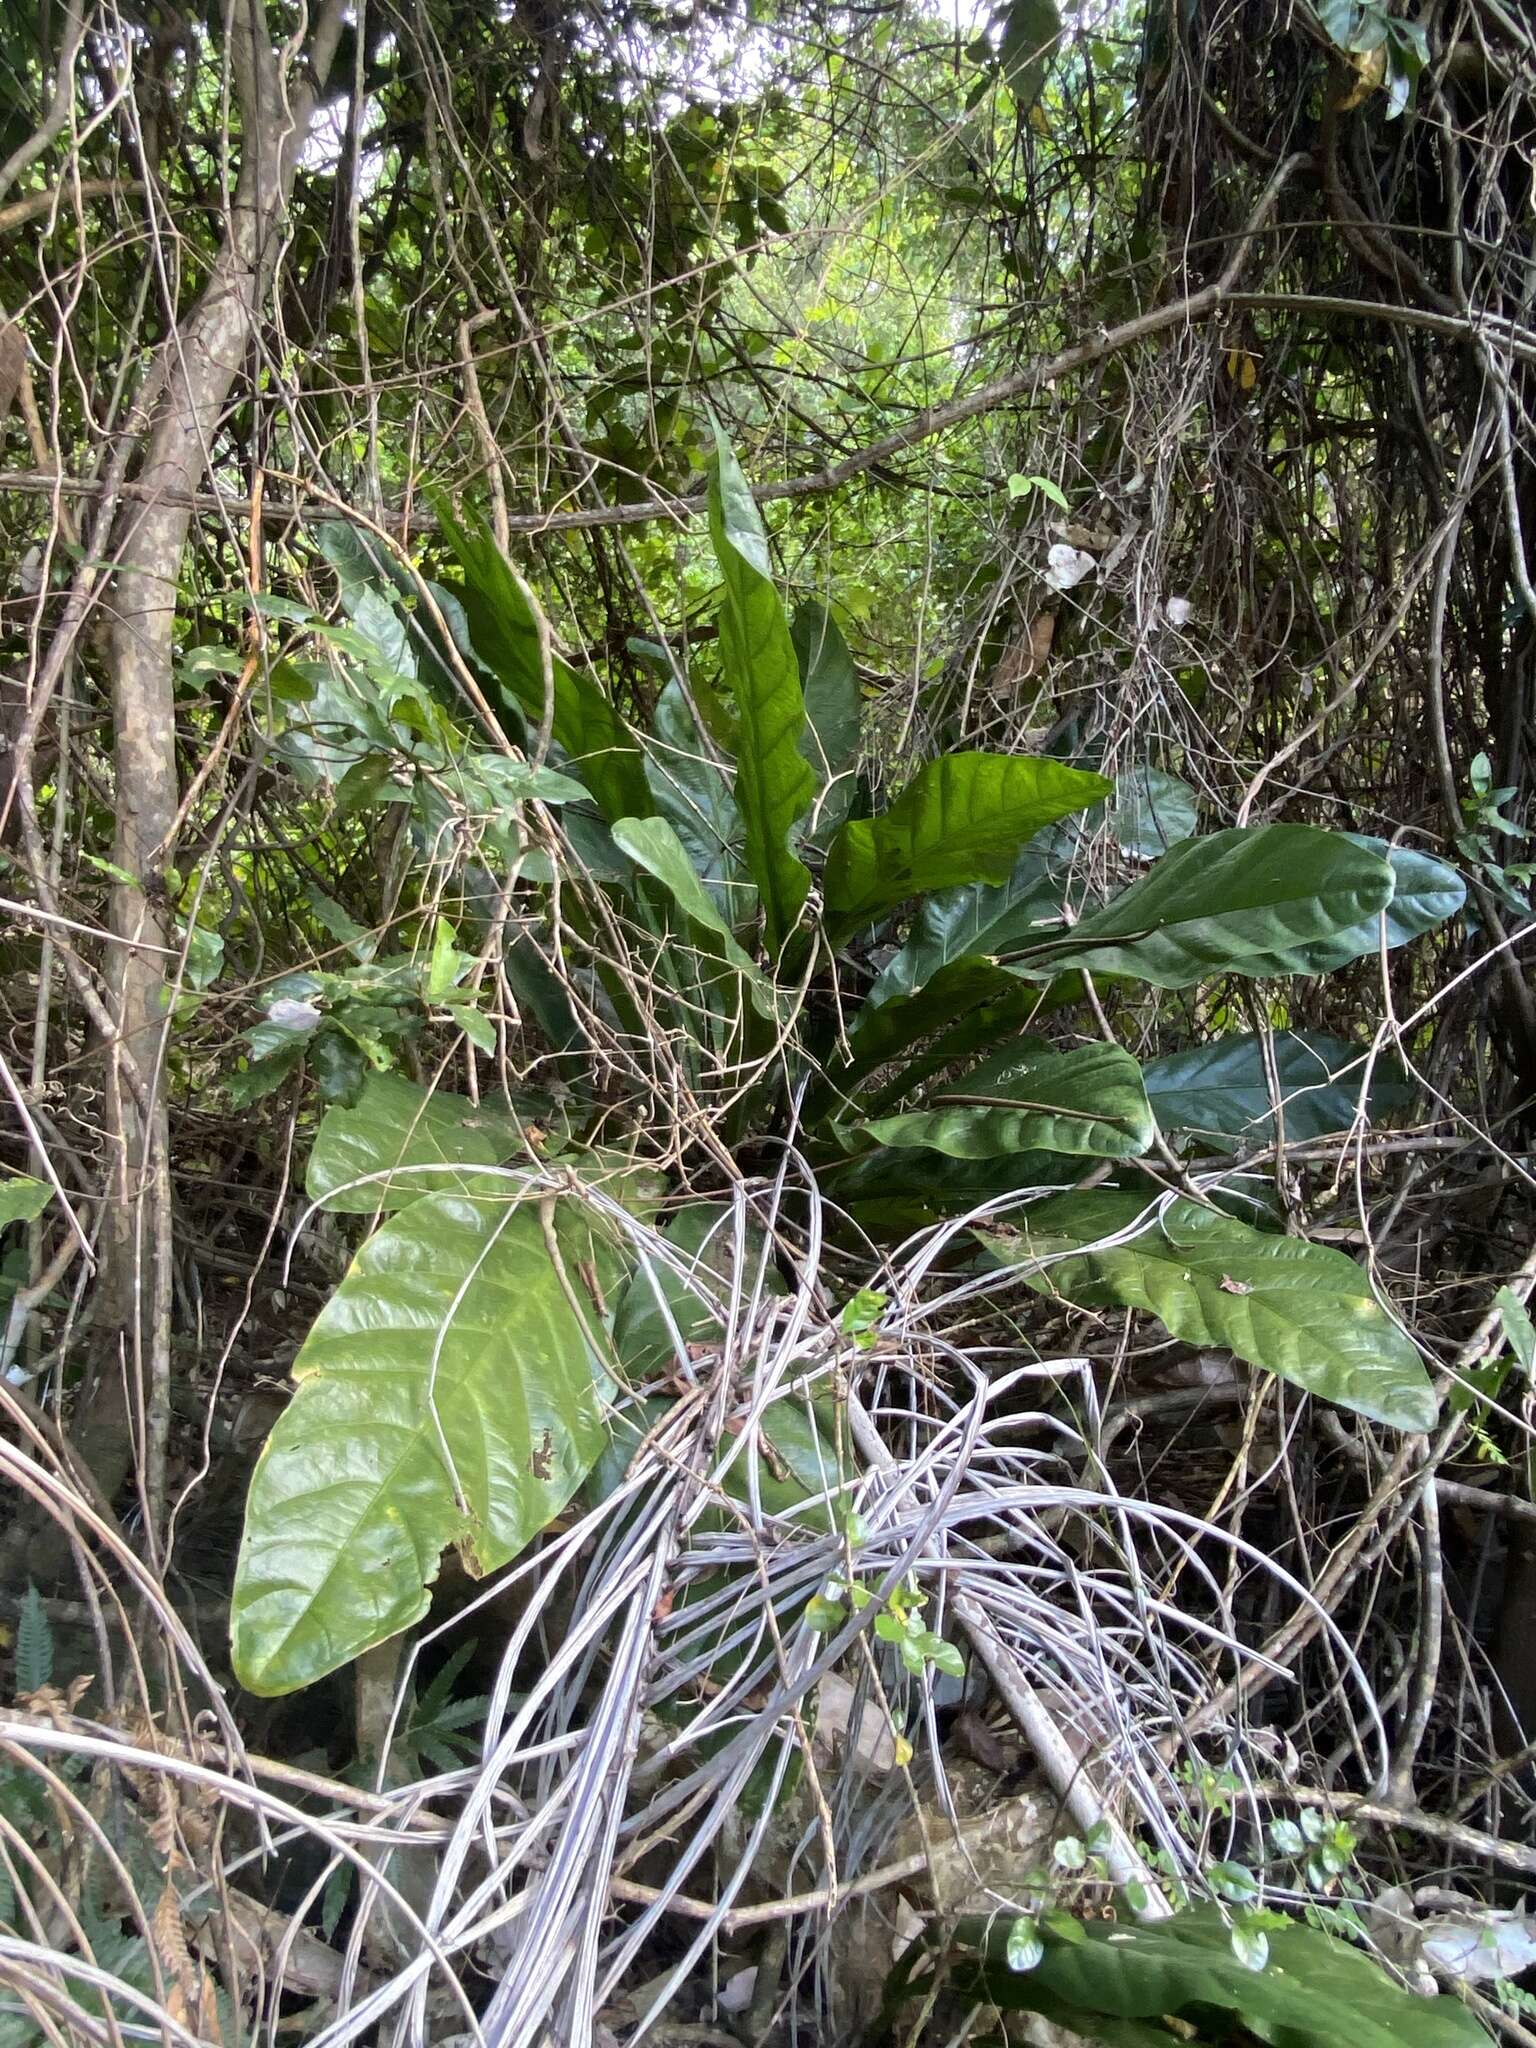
[
  {"left": 1009, "top": 826, "right": 1395, "bottom": 987},
  {"left": 867, "top": 847, "right": 1068, "bottom": 1007},
  {"left": 231, "top": 1192, "right": 629, "bottom": 1694},
  {"left": 1236, "top": 836, "right": 1465, "bottom": 975},
  {"left": 709, "top": 430, "right": 814, "bottom": 951},
  {"left": 644, "top": 680, "right": 742, "bottom": 889},
  {"left": 610, "top": 815, "right": 779, "bottom": 1019},
  {"left": 0, "top": 1175, "right": 52, "bottom": 1229},
  {"left": 824, "top": 752, "right": 1109, "bottom": 936},
  {"left": 978, "top": 1191, "right": 1435, "bottom": 1430},
  {"left": 305, "top": 1072, "right": 535, "bottom": 1213},
  {"left": 792, "top": 600, "right": 860, "bottom": 838},
  {"left": 436, "top": 504, "right": 653, "bottom": 824},
  {"left": 1145, "top": 1031, "right": 1412, "bottom": 1146},
  {"left": 950, "top": 1905, "right": 1489, "bottom": 2048},
  {"left": 860, "top": 1043, "right": 1152, "bottom": 1161}
]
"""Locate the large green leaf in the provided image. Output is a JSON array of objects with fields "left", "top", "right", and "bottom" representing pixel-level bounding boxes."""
[
  {"left": 977, "top": 1191, "right": 1435, "bottom": 1430},
  {"left": 824, "top": 752, "right": 1109, "bottom": 937},
  {"left": 709, "top": 430, "right": 814, "bottom": 952},
  {"left": 792, "top": 600, "right": 860, "bottom": 839},
  {"left": 1235, "top": 837, "right": 1465, "bottom": 976},
  {"left": 0, "top": 1175, "right": 52, "bottom": 1229},
  {"left": 644, "top": 680, "right": 742, "bottom": 890},
  {"left": 435, "top": 504, "right": 653, "bottom": 824},
  {"left": 866, "top": 847, "right": 1069, "bottom": 1007},
  {"left": 231, "top": 1193, "right": 629, "bottom": 1694},
  {"left": 859, "top": 1043, "right": 1152, "bottom": 1161},
  {"left": 610, "top": 815, "right": 780, "bottom": 1021},
  {"left": 1145, "top": 1031, "right": 1412, "bottom": 1147},
  {"left": 305, "top": 1072, "right": 535, "bottom": 1213},
  {"left": 949, "top": 1906, "right": 1489, "bottom": 2048},
  {"left": 1009, "top": 826, "right": 1395, "bottom": 987}
]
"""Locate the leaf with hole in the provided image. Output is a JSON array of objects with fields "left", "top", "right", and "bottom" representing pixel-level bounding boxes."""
[
  {"left": 230, "top": 1191, "right": 630, "bottom": 1694},
  {"left": 977, "top": 1191, "right": 1435, "bottom": 1431}
]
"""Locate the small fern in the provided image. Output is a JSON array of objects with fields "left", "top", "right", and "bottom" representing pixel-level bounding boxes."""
[{"left": 13, "top": 1586, "right": 51, "bottom": 1696}]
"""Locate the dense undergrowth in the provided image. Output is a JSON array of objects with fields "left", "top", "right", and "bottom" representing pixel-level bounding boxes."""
[{"left": 2, "top": 0, "right": 1536, "bottom": 2044}]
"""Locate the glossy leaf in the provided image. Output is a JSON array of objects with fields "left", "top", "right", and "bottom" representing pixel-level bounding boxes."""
[
  {"left": 978, "top": 1191, "right": 1436, "bottom": 1431},
  {"left": 611, "top": 815, "right": 780, "bottom": 1020},
  {"left": 1238, "top": 836, "right": 1466, "bottom": 975},
  {"left": 305, "top": 1072, "right": 535, "bottom": 1213},
  {"left": 231, "top": 1192, "right": 628, "bottom": 1694},
  {"left": 1010, "top": 826, "right": 1395, "bottom": 987},
  {"left": 709, "top": 429, "right": 814, "bottom": 951},
  {"left": 436, "top": 503, "right": 653, "bottom": 824},
  {"left": 860, "top": 1043, "right": 1152, "bottom": 1160},
  {"left": 951, "top": 1905, "right": 1489, "bottom": 2047},
  {"left": 792, "top": 600, "right": 860, "bottom": 838},
  {"left": 824, "top": 752, "right": 1109, "bottom": 936},
  {"left": 867, "top": 848, "right": 1068, "bottom": 1007},
  {"left": 1144, "top": 1031, "right": 1413, "bottom": 1146}
]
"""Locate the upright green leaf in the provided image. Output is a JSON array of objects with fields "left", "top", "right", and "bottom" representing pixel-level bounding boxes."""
[
  {"left": 859, "top": 1043, "right": 1152, "bottom": 1161},
  {"left": 14, "top": 1583, "right": 53, "bottom": 1694},
  {"left": 1145, "top": 1032, "right": 1413, "bottom": 1146},
  {"left": 866, "top": 848, "right": 1068, "bottom": 1007},
  {"left": 305, "top": 1072, "right": 538, "bottom": 1213},
  {"left": 1009, "top": 826, "right": 1395, "bottom": 987},
  {"left": 978, "top": 1191, "right": 1435, "bottom": 1431},
  {"left": 792, "top": 600, "right": 860, "bottom": 838},
  {"left": 644, "top": 680, "right": 742, "bottom": 889},
  {"left": 231, "top": 1193, "right": 629, "bottom": 1694},
  {"left": 436, "top": 503, "right": 653, "bottom": 824},
  {"left": 709, "top": 430, "right": 814, "bottom": 951},
  {"left": 610, "top": 815, "right": 780, "bottom": 1020},
  {"left": 824, "top": 753, "right": 1109, "bottom": 936}
]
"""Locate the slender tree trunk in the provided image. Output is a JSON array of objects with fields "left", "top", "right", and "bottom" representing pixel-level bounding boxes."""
[{"left": 85, "top": 0, "right": 347, "bottom": 1544}]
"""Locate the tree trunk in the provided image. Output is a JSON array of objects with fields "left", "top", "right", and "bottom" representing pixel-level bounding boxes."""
[{"left": 85, "top": 0, "right": 346, "bottom": 1548}]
